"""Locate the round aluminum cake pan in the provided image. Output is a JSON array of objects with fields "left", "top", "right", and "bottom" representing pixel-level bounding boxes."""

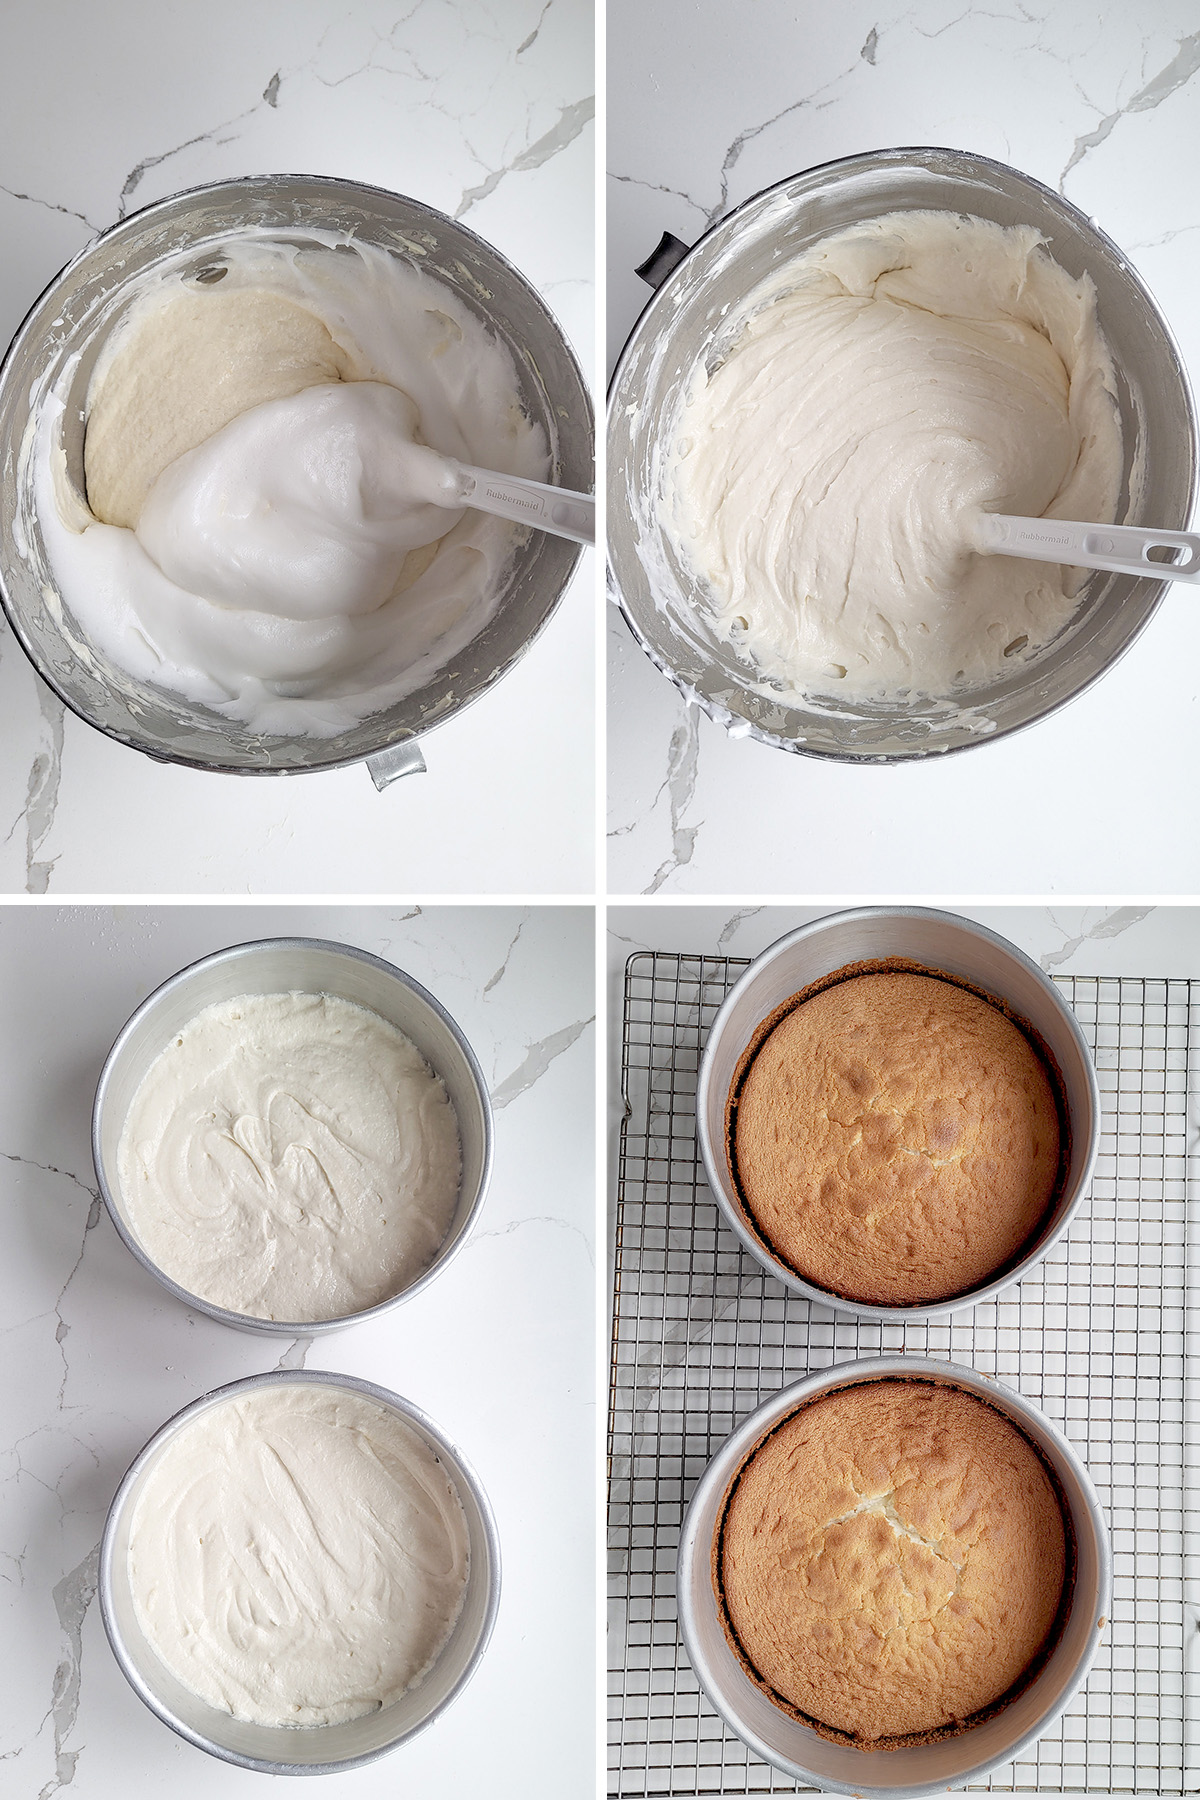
[
  {"left": 0, "top": 172, "right": 592, "bottom": 783},
  {"left": 677, "top": 1355, "right": 1111, "bottom": 1797},
  {"left": 99, "top": 1368, "right": 501, "bottom": 1775},
  {"left": 696, "top": 906, "right": 1100, "bottom": 1321},
  {"left": 608, "top": 145, "right": 1197, "bottom": 762},
  {"left": 92, "top": 936, "right": 492, "bottom": 1335}
]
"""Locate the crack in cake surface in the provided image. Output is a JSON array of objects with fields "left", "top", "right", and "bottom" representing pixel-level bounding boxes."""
[{"left": 715, "top": 1380, "right": 1071, "bottom": 1747}]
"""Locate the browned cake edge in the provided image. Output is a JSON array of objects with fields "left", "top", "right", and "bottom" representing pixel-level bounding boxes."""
[
  {"left": 710, "top": 1375, "right": 1078, "bottom": 1751},
  {"left": 723, "top": 959, "right": 1072, "bottom": 1306}
]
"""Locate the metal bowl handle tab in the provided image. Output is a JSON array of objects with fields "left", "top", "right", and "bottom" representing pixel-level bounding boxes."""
[
  {"left": 366, "top": 738, "right": 427, "bottom": 790},
  {"left": 635, "top": 231, "right": 693, "bottom": 289}
]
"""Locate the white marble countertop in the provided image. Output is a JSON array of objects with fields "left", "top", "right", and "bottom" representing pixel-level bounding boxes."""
[
  {"left": 0, "top": 0, "right": 595, "bottom": 896},
  {"left": 607, "top": 1, "right": 1200, "bottom": 895},
  {"left": 0, "top": 903, "right": 595, "bottom": 1797}
]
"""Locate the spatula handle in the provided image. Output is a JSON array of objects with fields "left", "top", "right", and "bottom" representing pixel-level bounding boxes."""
[
  {"left": 978, "top": 513, "right": 1200, "bottom": 581},
  {"left": 455, "top": 465, "right": 595, "bottom": 547}
]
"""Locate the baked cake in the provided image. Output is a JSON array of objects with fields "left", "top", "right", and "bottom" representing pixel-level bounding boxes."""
[
  {"left": 729, "top": 968, "right": 1063, "bottom": 1305},
  {"left": 715, "top": 1379, "right": 1069, "bottom": 1746}
]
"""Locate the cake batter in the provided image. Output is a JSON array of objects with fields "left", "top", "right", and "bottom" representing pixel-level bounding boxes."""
[
  {"left": 116, "top": 991, "right": 461, "bottom": 1322},
  {"left": 663, "top": 210, "right": 1123, "bottom": 701},
  {"left": 129, "top": 1383, "right": 470, "bottom": 1726}
]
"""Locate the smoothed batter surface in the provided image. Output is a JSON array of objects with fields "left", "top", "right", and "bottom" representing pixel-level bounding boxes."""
[
  {"left": 129, "top": 1384, "right": 470, "bottom": 1726},
  {"left": 664, "top": 210, "right": 1122, "bottom": 702},
  {"left": 717, "top": 1380, "right": 1068, "bottom": 1745},
  {"left": 732, "top": 971, "right": 1061, "bottom": 1305},
  {"left": 116, "top": 990, "right": 461, "bottom": 1322}
]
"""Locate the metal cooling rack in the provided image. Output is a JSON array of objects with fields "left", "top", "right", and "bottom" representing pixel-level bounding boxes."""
[{"left": 608, "top": 953, "right": 1199, "bottom": 1798}]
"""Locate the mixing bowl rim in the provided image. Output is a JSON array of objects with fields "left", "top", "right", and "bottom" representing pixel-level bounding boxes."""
[
  {"left": 676, "top": 1352, "right": 1112, "bottom": 1797},
  {"left": 91, "top": 934, "right": 494, "bottom": 1335},
  {"left": 695, "top": 904, "right": 1101, "bottom": 1322},
  {"left": 606, "top": 142, "right": 1198, "bottom": 765},
  {"left": 98, "top": 1366, "right": 502, "bottom": 1775},
  {"left": 0, "top": 170, "right": 591, "bottom": 778}
]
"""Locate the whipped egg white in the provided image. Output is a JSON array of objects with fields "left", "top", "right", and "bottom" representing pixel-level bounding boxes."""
[{"left": 31, "top": 232, "right": 548, "bottom": 737}]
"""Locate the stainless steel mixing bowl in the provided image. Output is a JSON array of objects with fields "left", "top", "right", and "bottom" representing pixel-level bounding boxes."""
[
  {"left": 100, "top": 1369, "right": 501, "bottom": 1774},
  {"left": 608, "top": 146, "right": 1197, "bottom": 761},
  {"left": 0, "top": 174, "right": 592, "bottom": 785},
  {"left": 677, "top": 1356, "right": 1111, "bottom": 1796},
  {"left": 92, "top": 936, "right": 492, "bottom": 1334},
  {"left": 696, "top": 906, "right": 1099, "bottom": 1320}
]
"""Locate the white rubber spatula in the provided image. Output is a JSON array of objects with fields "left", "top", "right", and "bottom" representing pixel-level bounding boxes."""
[
  {"left": 974, "top": 513, "right": 1200, "bottom": 581},
  {"left": 438, "top": 461, "right": 594, "bottom": 547}
]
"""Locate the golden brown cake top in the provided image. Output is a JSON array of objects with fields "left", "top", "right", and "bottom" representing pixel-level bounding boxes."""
[
  {"left": 730, "top": 969, "right": 1062, "bottom": 1305},
  {"left": 716, "top": 1380, "right": 1068, "bottom": 1746}
]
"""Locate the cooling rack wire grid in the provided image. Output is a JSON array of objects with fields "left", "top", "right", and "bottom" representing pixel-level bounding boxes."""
[{"left": 608, "top": 953, "right": 1199, "bottom": 1797}]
